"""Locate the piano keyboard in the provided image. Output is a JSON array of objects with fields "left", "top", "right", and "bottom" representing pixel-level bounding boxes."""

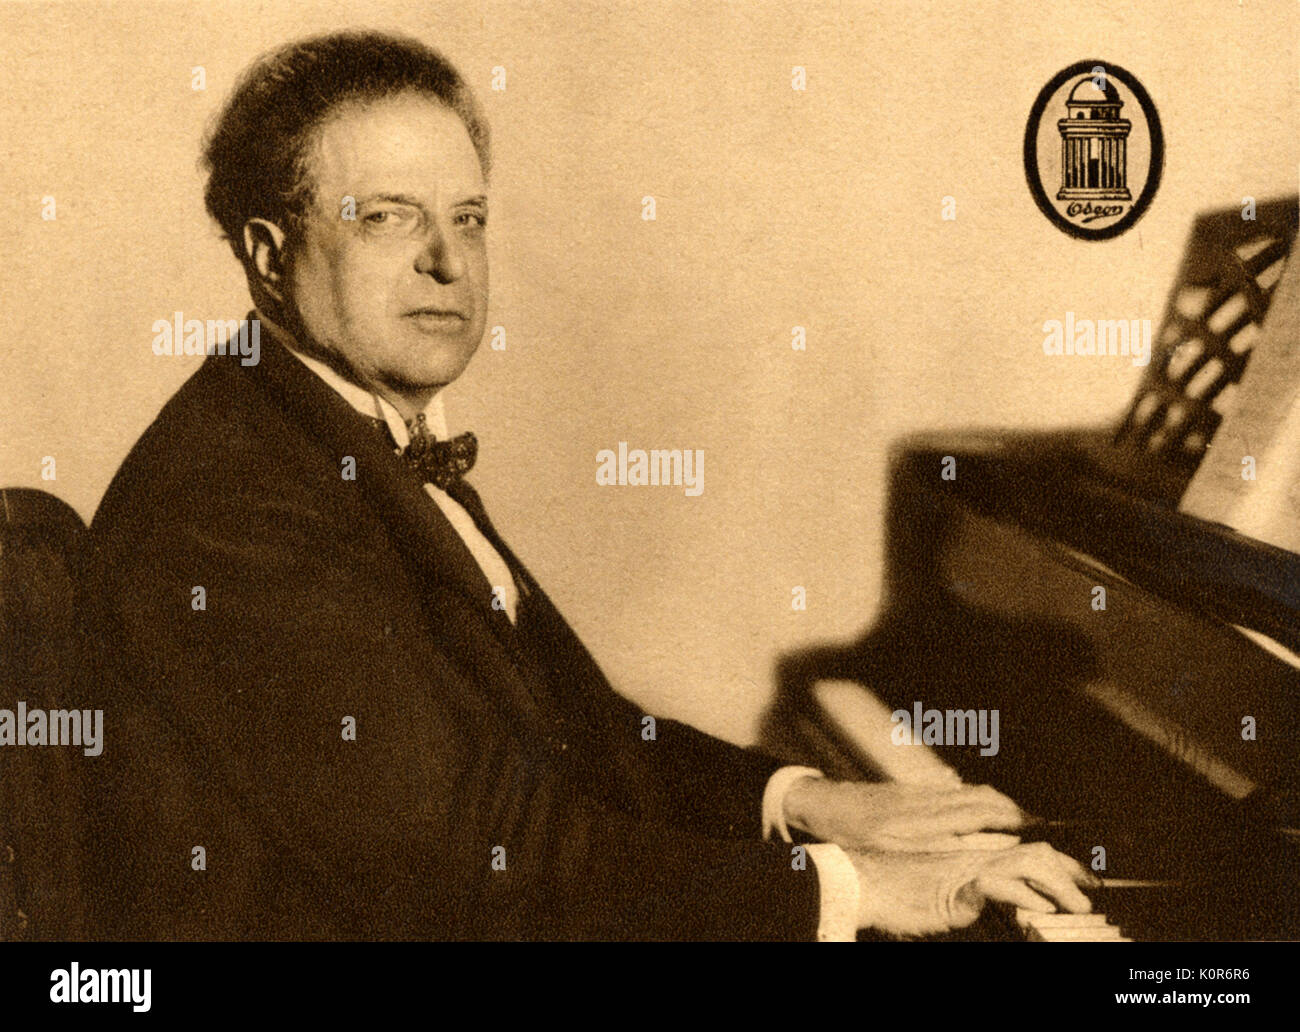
[{"left": 1014, "top": 909, "right": 1131, "bottom": 942}]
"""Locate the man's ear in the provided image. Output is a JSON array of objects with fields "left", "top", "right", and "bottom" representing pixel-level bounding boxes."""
[{"left": 242, "top": 218, "right": 288, "bottom": 302}]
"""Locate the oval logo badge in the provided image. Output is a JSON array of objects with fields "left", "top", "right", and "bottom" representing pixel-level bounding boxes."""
[{"left": 1024, "top": 60, "right": 1163, "bottom": 240}]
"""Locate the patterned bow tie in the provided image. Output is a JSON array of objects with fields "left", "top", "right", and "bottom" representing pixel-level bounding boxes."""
[{"left": 398, "top": 412, "right": 478, "bottom": 490}]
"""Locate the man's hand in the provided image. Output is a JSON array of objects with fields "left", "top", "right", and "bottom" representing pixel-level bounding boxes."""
[
  {"left": 784, "top": 777, "right": 1026, "bottom": 852},
  {"left": 847, "top": 843, "right": 1100, "bottom": 937}
]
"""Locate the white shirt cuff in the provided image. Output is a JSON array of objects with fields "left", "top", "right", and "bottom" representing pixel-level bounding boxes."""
[
  {"left": 760, "top": 766, "right": 857, "bottom": 940},
  {"left": 761, "top": 765, "right": 825, "bottom": 843},
  {"left": 807, "top": 843, "right": 860, "bottom": 941}
]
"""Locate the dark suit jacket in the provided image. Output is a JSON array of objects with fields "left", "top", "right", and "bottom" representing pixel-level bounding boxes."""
[{"left": 79, "top": 324, "right": 821, "bottom": 940}]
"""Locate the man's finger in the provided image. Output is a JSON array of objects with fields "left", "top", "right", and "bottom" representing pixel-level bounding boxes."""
[
  {"left": 972, "top": 875, "right": 1058, "bottom": 914},
  {"left": 889, "top": 832, "right": 1022, "bottom": 852},
  {"left": 998, "top": 846, "right": 1094, "bottom": 914},
  {"left": 905, "top": 804, "right": 1026, "bottom": 837},
  {"left": 1027, "top": 844, "right": 1103, "bottom": 893},
  {"left": 962, "top": 784, "right": 1021, "bottom": 808},
  {"left": 935, "top": 787, "right": 1025, "bottom": 820},
  {"left": 1023, "top": 873, "right": 1093, "bottom": 914}
]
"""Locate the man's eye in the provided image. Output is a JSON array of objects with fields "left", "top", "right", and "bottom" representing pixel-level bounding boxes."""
[
  {"left": 456, "top": 211, "right": 487, "bottom": 228},
  {"left": 363, "top": 209, "right": 415, "bottom": 229}
]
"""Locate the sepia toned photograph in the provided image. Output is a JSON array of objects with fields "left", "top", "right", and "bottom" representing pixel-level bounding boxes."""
[{"left": 0, "top": 0, "right": 1296, "bottom": 1007}]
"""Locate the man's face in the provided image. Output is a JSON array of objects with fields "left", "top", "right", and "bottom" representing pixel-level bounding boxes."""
[{"left": 283, "top": 92, "right": 488, "bottom": 400}]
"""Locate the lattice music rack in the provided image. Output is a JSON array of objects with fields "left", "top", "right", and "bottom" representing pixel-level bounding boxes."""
[{"left": 1111, "top": 196, "right": 1298, "bottom": 498}]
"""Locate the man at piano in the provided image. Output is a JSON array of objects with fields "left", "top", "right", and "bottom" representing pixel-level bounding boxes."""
[{"left": 81, "top": 29, "right": 1097, "bottom": 941}]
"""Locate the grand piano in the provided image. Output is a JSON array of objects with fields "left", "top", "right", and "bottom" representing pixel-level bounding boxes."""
[{"left": 763, "top": 197, "right": 1300, "bottom": 941}]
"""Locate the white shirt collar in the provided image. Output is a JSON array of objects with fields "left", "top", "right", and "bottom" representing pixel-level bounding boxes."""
[{"left": 255, "top": 307, "right": 449, "bottom": 449}]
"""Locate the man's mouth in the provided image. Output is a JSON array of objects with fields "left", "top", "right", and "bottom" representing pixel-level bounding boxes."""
[{"left": 405, "top": 307, "right": 468, "bottom": 328}]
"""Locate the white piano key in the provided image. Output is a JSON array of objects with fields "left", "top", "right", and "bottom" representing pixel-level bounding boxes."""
[{"left": 1029, "top": 924, "right": 1128, "bottom": 942}]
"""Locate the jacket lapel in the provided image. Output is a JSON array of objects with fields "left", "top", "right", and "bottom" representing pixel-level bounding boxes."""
[{"left": 480, "top": 522, "right": 620, "bottom": 704}]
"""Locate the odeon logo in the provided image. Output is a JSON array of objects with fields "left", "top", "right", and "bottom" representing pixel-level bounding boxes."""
[{"left": 1024, "top": 60, "right": 1163, "bottom": 240}]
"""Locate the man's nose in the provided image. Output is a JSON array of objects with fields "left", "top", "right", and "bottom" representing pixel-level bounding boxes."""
[{"left": 414, "top": 221, "right": 466, "bottom": 283}]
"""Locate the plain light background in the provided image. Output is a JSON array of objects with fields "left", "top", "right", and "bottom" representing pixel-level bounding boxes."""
[{"left": 2, "top": 0, "right": 1295, "bottom": 744}]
